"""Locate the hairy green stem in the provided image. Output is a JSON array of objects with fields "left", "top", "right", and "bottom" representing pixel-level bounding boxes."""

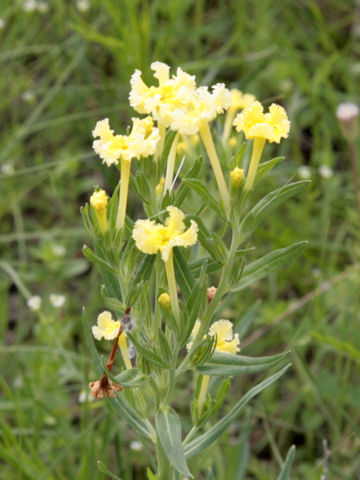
[{"left": 116, "top": 158, "right": 131, "bottom": 230}]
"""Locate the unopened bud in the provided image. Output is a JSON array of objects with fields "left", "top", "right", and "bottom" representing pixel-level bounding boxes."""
[
  {"left": 155, "top": 177, "right": 165, "bottom": 197},
  {"left": 230, "top": 167, "right": 244, "bottom": 187},
  {"left": 90, "top": 189, "right": 108, "bottom": 233},
  {"left": 158, "top": 292, "right": 171, "bottom": 308},
  {"left": 336, "top": 103, "right": 359, "bottom": 142},
  {"left": 228, "top": 136, "right": 237, "bottom": 148}
]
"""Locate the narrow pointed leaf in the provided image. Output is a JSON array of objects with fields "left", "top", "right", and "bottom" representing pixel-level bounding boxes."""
[
  {"left": 240, "top": 181, "right": 310, "bottom": 241},
  {"left": 184, "top": 365, "right": 291, "bottom": 458},
  {"left": 277, "top": 445, "right": 296, "bottom": 480},
  {"left": 255, "top": 156, "right": 284, "bottom": 184},
  {"left": 182, "top": 178, "right": 225, "bottom": 219},
  {"left": 156, "top": 407, "right": 193, "bottom": 478},
  {"left": 173, "top": 247, "right": 195, "bottom": 299},
  {"left": 232, "top": 242, "right": 307, "bottom": 292}
]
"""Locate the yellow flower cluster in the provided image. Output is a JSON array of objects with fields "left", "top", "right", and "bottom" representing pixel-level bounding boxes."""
[
  {"left": 129, "top": 61, "right": 231, "bottom": 135},
  {"left": 233, "top": 101, "right": 290, "bottom": 143},
  {"left": 132, "top": 206, "right": 198, "bottom": 263},
  {"left": 188, "top": 319, "right": 240, "bottom": 355},
  {"left": 92, "top": 116, "right": 160, "bottom": 167}
]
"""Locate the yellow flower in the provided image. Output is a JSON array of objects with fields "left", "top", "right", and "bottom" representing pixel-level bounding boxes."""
[
  {"left": 130, "top": 62, "right": 231, "bottom": 136},
  {"left": 230, "top": 167, "right": 244, "bottom": 187},
  {"left": 187, "top": 319, "right": 240, "bottom": 354},
  {"left": 209, "top": 320, "right": 240, "bottom": 354},
  {"left": 92, "top": 311, "right": 120, "bottom": 341},
  {"left": 233, "top": 101, "right": 290, "bottom": 143},
  {"left": 90, "top": 189, "right": 108, "bottom": 233},
  {"left": 229, "top": 89, "right": 256, "bottom": 112},
  {"left": 132, "top": 206, "right": 198, "bottom": 262},
  {"left": 92, "top": 116, "right": 160, "bottom": 167},
  {"left": 158, "top": 292, "right": 171, "bottom": 308},
  {"left": 129, "top": 61, "right": 197, "bottom": 127}
]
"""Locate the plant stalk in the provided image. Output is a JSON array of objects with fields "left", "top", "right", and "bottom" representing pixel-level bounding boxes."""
[{"left": 116, "top": 158, "right": 131, "bottom": 230}]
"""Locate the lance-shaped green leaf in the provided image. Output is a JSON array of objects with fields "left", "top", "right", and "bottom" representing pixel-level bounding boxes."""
[
  {"left": 173, "top": 247, "right": 195, "bottom": 300},
  {"left": 277, "top": 445, "right": 296, "bottom": 480},
  {"left": 156, "top": 407, "right": 193, "bottom": 478},
  {"left": 188, "top": 215, "right": 226, "bottom": 264},
  {"left": 127, "top": 333, "right": 169, "bottom": 369},
  {"left": 197, "top": 351, "right": 289, "bottom": 376},
  {"left": 100, "top": 285, "right": 126, "bottom": 316},
  {"left": 175, "top": 156, "right": 203, "bottom": 207},
  {"left": 82, "top": 309, "right": 155, "bottom": 441},
  {"left": 182, "top": 178, "right": 226, "bottom": 219},
  {"left": 83, "top": 245, "right": 119, "bottom": 273},
  {"left": 239, "top": 181, "right": 310, "bottom": 241},
  {"left": 97, "top": 461, "right": 122, "bottom": 480},
  {"left": 184, "top": 364, "right": 291, "bottom": 459},
  {"left": 255, "top": 156, "right": 284, "bottom": 185},
  {"left": 112, "top": 368, "right": 148, "bottom": 388},
  {"left": 231, "top": 241, "right": 307, "bottom": 292}
]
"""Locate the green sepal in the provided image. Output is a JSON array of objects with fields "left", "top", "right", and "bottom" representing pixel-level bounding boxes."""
[{"left": 189, "top": 336, "right": 217, "bottom": 368}]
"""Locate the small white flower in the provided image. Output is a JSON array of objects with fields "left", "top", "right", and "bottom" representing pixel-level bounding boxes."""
[
  {"left": 27, "top": 295, "right": 42, "bottom": 311},
  {"left": 52, "top": 244, "right": 66, "bottom": 257},
  {"left": 22, "top": 90, "right": 35, "bottom": 103},
  {"left": 297, "top": 166, "right": 311, "bottom": 179},
  {"left": 336, "top": 103, "right": 359, "bottom": 122},
  {"left": 0, "top": 18, "right": 6, "bottom": 29},
  {"left": 23, "top": 0, "right": 38, "bottom": 12},
  {"left": 130, "top": 440, "right": 143, "bottom": 451},
  {"left": 319, "top": 165, "right": 333, "bottom": 179},
  {"left": 49, "top": 294, "right": 66, "bottom": 308},
  {"left": 78, "top": 390, "right": 94, "bottom": 403},
  {"left": 37, "top": 1, "right": 49, "bottom": 13},
  {"left": 1, "top": 162, "right": 15, "bottom": 175},
  {"left": 77, "top": 0, "right": 91, "bottom": 12}
]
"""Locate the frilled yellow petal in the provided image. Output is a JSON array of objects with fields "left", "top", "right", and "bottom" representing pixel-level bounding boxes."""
[
  {"left": 165, "top": 206, "right": 186, "bottom": 235},
  {"left": 92, "top": 311, "right": 120, "bottom": 341},
  {"left": 151, "top": 61, "right": 170, "bottom": 85},
  {"left": 132, "top": 219, "right": 167, "bottom": 256},
  {"left": 129, "top": 70, "right": 151, "bottom": 114},
  {"left": 230, "top": 89, "right": 256, "bottom": 112},
  {"left": 132, "top": 206, "right": 198, "bottom": 262},
  {"left": 209, "top": 319, "right": 240, "bottom": 354},
  {"left": 90, "top": 189, "right": 108, "bottom": 211},
  {"left": 92, "top": 117, "right": 159, "bottom": 166},
  {"left": 233, "top": 101, "right": 290, "bottom": 143}
]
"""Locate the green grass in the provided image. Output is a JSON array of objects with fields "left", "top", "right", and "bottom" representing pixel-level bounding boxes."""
[{"left": 1, "top": 0, "right": 360, "bottom": 478}]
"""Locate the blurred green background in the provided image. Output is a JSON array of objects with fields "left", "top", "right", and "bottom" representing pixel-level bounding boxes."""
[{"left": 1, "top": 0, "right": 360, "bottom": 478}]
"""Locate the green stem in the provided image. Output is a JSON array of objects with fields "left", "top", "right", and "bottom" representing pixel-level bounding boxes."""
[
  {"left": 116, "top": 158, "right": 131, "bottom": 230},
  {"left": 200, "top": 121, "right": 230, "bottom": 215},
  {"left": 164, "top": 250, "right": 180, "bottom": 321},
  {"left": 221, "top": 107, "right": 236, "bottom": 144},
  {"left": 163, "top": 132, "right": 180, "bottom": 194},
  {"left": 244, "top": 137, "right": 266, "bottom": 191}
]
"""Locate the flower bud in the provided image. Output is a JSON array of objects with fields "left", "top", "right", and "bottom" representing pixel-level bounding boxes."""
[
  {"left": 228, "top": 136, "right": 237, "bottom": 148},
  {"left": 230, "top": 167, "right": 244, "bottom": 187},
  {"left": 90, "top": 189, "right": 108, "bottom": 233},
  {"left": 158, "top": 292, "right": 171, "bottom": 308},
  {"left": 155, "top": 177, "right": 165, "bottom": 197},
  {"left": 336, "top": 103, "right": 359, "bottom": 142}
]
